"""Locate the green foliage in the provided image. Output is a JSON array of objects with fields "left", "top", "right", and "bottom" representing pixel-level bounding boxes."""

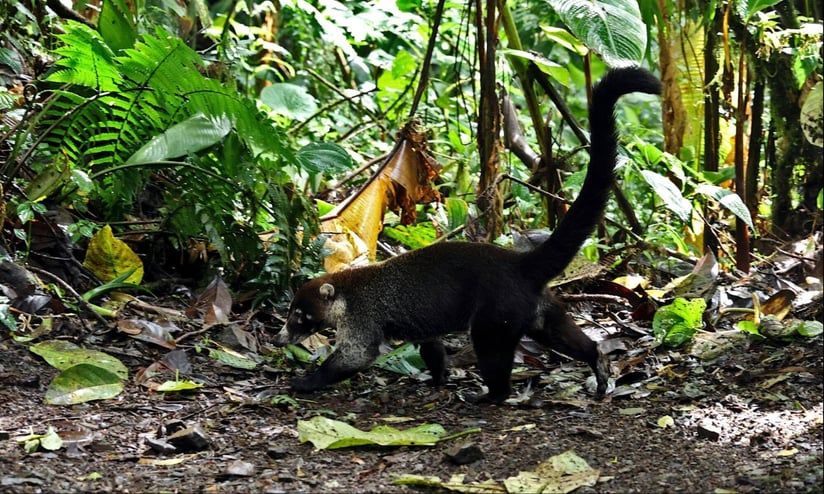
[
  {"left": 374, "top": 343, "right": 426, "bottom": 376},
  {"left": 206, "top": 346, "right": 257, "bottom": 370},
  {"left": 653, "top": 298, "right": 707, "bottom": 347},
  {"left": 17, "top": 426, "right": 63, "bottom": 453},
  {"left": 29, "top": 340, "right": 128, "bottom": 405},
  {"left": 30, "top": 340, "right": 129, "bottom": 378},
  {"left": 43, "top": 363, "right": 125, "bottom": 405},
  {"left": 156, "top": 379, "right": 204, "bottom": 392},
  {"left": 4, "top": 20, "right": 323, "bottom": 292},
  {"left": 82, "top": 269, "right": 148, "bottom": 303},
  {"left": 269, "top": 394, "right": 300, "bottom": 409},
  {"left": 383, "top": 223, "right": 437, "bottom": 250},
  {"left": 4, "top": 0, "right": 810, "bottom": 303},
  {"left": 296, "top": 142, "right": 355, "bottom": 186},
  {"left": 260, "top": 83, "right": 318, "bottom": 121},
  {"left": 248, "top": 196, "right": 327, "bottom": 307},
  {"left": 738, "top": 317, "right": 824, "bottom": 341},
  {"left": 126, "top": 113, "right": 233, "bottom": 165},
  {"left": 794, "top": 320, "right": 824, "bottom": 337},
  {"left": 546, "top": 0, "right": 648, "bottom": 66},
  {"left": 0, "top": 295, "right": 16, "bottom": 332},
  {"left": 98, "top": 0, "right": 137, "bottom": 50},
  {"left": 39, "top": 22, "right": 280, "bottom": 206},
  {"left": 297, "top": 416, "right": 448, "bottom": 450},
  {"left": 622, "top": 137, "right": 754, "bottom": 254},
  {"left": 738, "top": 0, "right": 784, "bottom": 21}
]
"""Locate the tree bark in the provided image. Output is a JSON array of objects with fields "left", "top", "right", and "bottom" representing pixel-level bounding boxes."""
[{"left": 475, "top": 0, "right": 503, "bottom": 240}]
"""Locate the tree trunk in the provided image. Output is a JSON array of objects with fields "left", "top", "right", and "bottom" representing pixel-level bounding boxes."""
[
  {"left": 768, "top": 1, "right": 822, "bottom": 235},
  {"left": 475, "top": 0, "right": 503, "bottom": 240}
]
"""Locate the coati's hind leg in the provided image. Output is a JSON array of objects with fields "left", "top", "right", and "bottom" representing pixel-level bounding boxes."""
[
  {"left": 419, "top": 340, "right": 448, "bottom": 385},
  {"left": 470, "top": 324, "right": 523, "bottom": 403},
  {"left": 527, "top": 293, "right": 610, "bottom": 398}
]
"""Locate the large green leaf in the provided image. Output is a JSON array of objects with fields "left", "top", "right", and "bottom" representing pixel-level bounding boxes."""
[
  {"left": 0, "top": 47, "right": 23, "bottom": 74},
  {"left": 500, "top": 48, "right": 570, "bottom": 87},
  {"left": 373, "top": 342, "right": 426, "bottom": 376},
  {"left": 126, "top": 113, "right": 232, "bottom": 164},
  {"left": 695, "top": 184, "right": 754, "bottom": 229},
  {"left": 295, "top": 142, "right": 354, "bottom": 176},
  {"left": 739, "top": 0, "right": 783, "bottom": 21},
  {"left": 44, "top": 364, "right": 125, "bottom": 405},
  {"left": 260, "top": 83, "right": 318, "bottom": 120},
  {"left": 297, "top": 416, "right": 447, "bottom": 450},
  {"left": 30, "top": 340, "right": 129, "bottom": 379},
  {"left": 640, "top": 170, "right": 692, "bottom": 222},
  {"left": 547, "top": 0, "right": 647, "bottom": 66},
  {"left": 653, "top": 298, "right": 706, "bottom": 347}
]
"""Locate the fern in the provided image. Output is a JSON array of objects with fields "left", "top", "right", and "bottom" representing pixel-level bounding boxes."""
[
  {"left": 38, "top": 22, "right": 284, "bottom": 213},
  {"left": 27, "top": 21, "right": 313, "bottom": 290}
]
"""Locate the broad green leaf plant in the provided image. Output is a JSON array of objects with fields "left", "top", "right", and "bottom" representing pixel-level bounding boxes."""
[{"left": 10, "top": 20, "right": 322, "bottom": 296}]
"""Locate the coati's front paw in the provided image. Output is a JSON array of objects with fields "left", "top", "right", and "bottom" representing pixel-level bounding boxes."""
[
  {"left": 593, "top": 351, "right": 611, "bottom": 399},
  {"left": 428, "top": 370, "right": 448, "bottom": 387},
  {"left": 463, "top": 387, "right": 509, "bottom": 405},
  {"left": 289, "top": 375, "right": 323, "bottom": 393},
  {"left": 464, "top": 392, "right": 507, "bottom": 405}
]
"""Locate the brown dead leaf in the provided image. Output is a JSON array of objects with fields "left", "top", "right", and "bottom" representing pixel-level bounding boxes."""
[
  {"left": 135, "top": 361, "right": 172, "bottom": 390},
  {"left": 321, "top": 122, "right": 442, "bottom": 271},
  {"left": 116, "top": 318, "right": 177, "bottom": 349},
  {"left": 196, "top": 275, "right": 232, "bottom": 326},
  {"left": 757, "top": 289, "right": 795, "bottom": 321}
]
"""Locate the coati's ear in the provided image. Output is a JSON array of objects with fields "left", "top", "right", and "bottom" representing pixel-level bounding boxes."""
[{"left": 319, "top": 283, "right": 335, "bottom": 300}]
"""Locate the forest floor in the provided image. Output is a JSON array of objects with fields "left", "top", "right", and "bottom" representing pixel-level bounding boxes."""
[
  {"left": 1, "top": 245, "right": 823, "bottom": 493},
  {"left": 1, "top": 311, "right": 822, "bottom": 492}
]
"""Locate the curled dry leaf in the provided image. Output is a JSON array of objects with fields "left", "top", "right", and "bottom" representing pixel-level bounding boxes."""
[{"left": 320, "top": 122, "right": 442, "bottom": 272}]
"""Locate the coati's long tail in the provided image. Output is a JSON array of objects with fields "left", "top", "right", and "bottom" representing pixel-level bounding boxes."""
[{"left": 520, "top": 67, "right": 661, "bottom": 288}]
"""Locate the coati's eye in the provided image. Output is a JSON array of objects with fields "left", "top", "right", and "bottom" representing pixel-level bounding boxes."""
[{"left": 305, "top": 313, "right": 313, "bottom": 321}]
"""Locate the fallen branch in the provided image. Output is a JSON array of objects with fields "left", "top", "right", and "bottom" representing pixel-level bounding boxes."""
[{"left": 28, "top": 266, "right": 108, "bottom": 327}]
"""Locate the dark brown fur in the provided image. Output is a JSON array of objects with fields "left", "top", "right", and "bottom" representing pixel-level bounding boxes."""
[{"left": 273, "top": 67, "right": 661, "bottom": 402}]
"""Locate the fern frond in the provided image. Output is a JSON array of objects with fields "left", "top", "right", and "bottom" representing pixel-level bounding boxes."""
[
  {"left": 46, "top": 22, "right": 121, "bottom": 91},
  {"left": 28, "top": 20, "right": 314, "bottom": 287}
]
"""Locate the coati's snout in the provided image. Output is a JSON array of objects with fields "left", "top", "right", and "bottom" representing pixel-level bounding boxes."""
[
  {"left": 272, "top": 281, "right": 336, "bottom": 347},
  {"left": 271, "top": 320, "right": 304, "bottom": 346}
]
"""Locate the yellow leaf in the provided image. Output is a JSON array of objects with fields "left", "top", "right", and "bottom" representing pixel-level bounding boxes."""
[
  {"left": 138, "top": 456, "right": 187, "bottom": 466},
  {"left": 657, "top": 415, "right": 675, "bottom": 428},
  {"left": 83, "top": 225, "right": 144, "bottom": 284},
  {"left": 321, "top": 123, "right": 442, "bottom": 271}
]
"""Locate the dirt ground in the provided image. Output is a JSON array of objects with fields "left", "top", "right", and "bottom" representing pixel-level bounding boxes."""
[{"left": 1, "top": 296, "right": 822, "bottom": 494}]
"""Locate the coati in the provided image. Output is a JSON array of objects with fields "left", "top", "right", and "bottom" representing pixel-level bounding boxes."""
[{"left": 273, "top": 67, "right": 661, "bottom": 402}]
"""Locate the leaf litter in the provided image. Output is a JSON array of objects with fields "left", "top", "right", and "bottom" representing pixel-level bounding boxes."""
[{"left": 0, "top": 236, "right": 821, "bottom": 492}]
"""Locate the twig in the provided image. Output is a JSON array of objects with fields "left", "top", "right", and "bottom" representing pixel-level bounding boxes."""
[
  {"left": 305, "top": 68, "right": 376, "bottom": 117},
  {"left": 318, "top": 153, "right": 388, "bottom": 193},
  {"left": 528, "top": 63, "right": 588, "bottom": 146},
  {"left": 559, "top": 293, "right": 628, "bottom": 305},
  {"left": 28, "top": 266, "right": 108, "bottom": 327},
  {"left": 409, "top": 0, "right": 448, "bottom": 116},
  {"left": 175, "top": 326, "right": 217, "bottom": 345},
  {"left": 501, "top": 173, "right": 568, "bottom": 203},
  {"left": 289, "top": 80, "right": 378, "bottom": 135}
]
